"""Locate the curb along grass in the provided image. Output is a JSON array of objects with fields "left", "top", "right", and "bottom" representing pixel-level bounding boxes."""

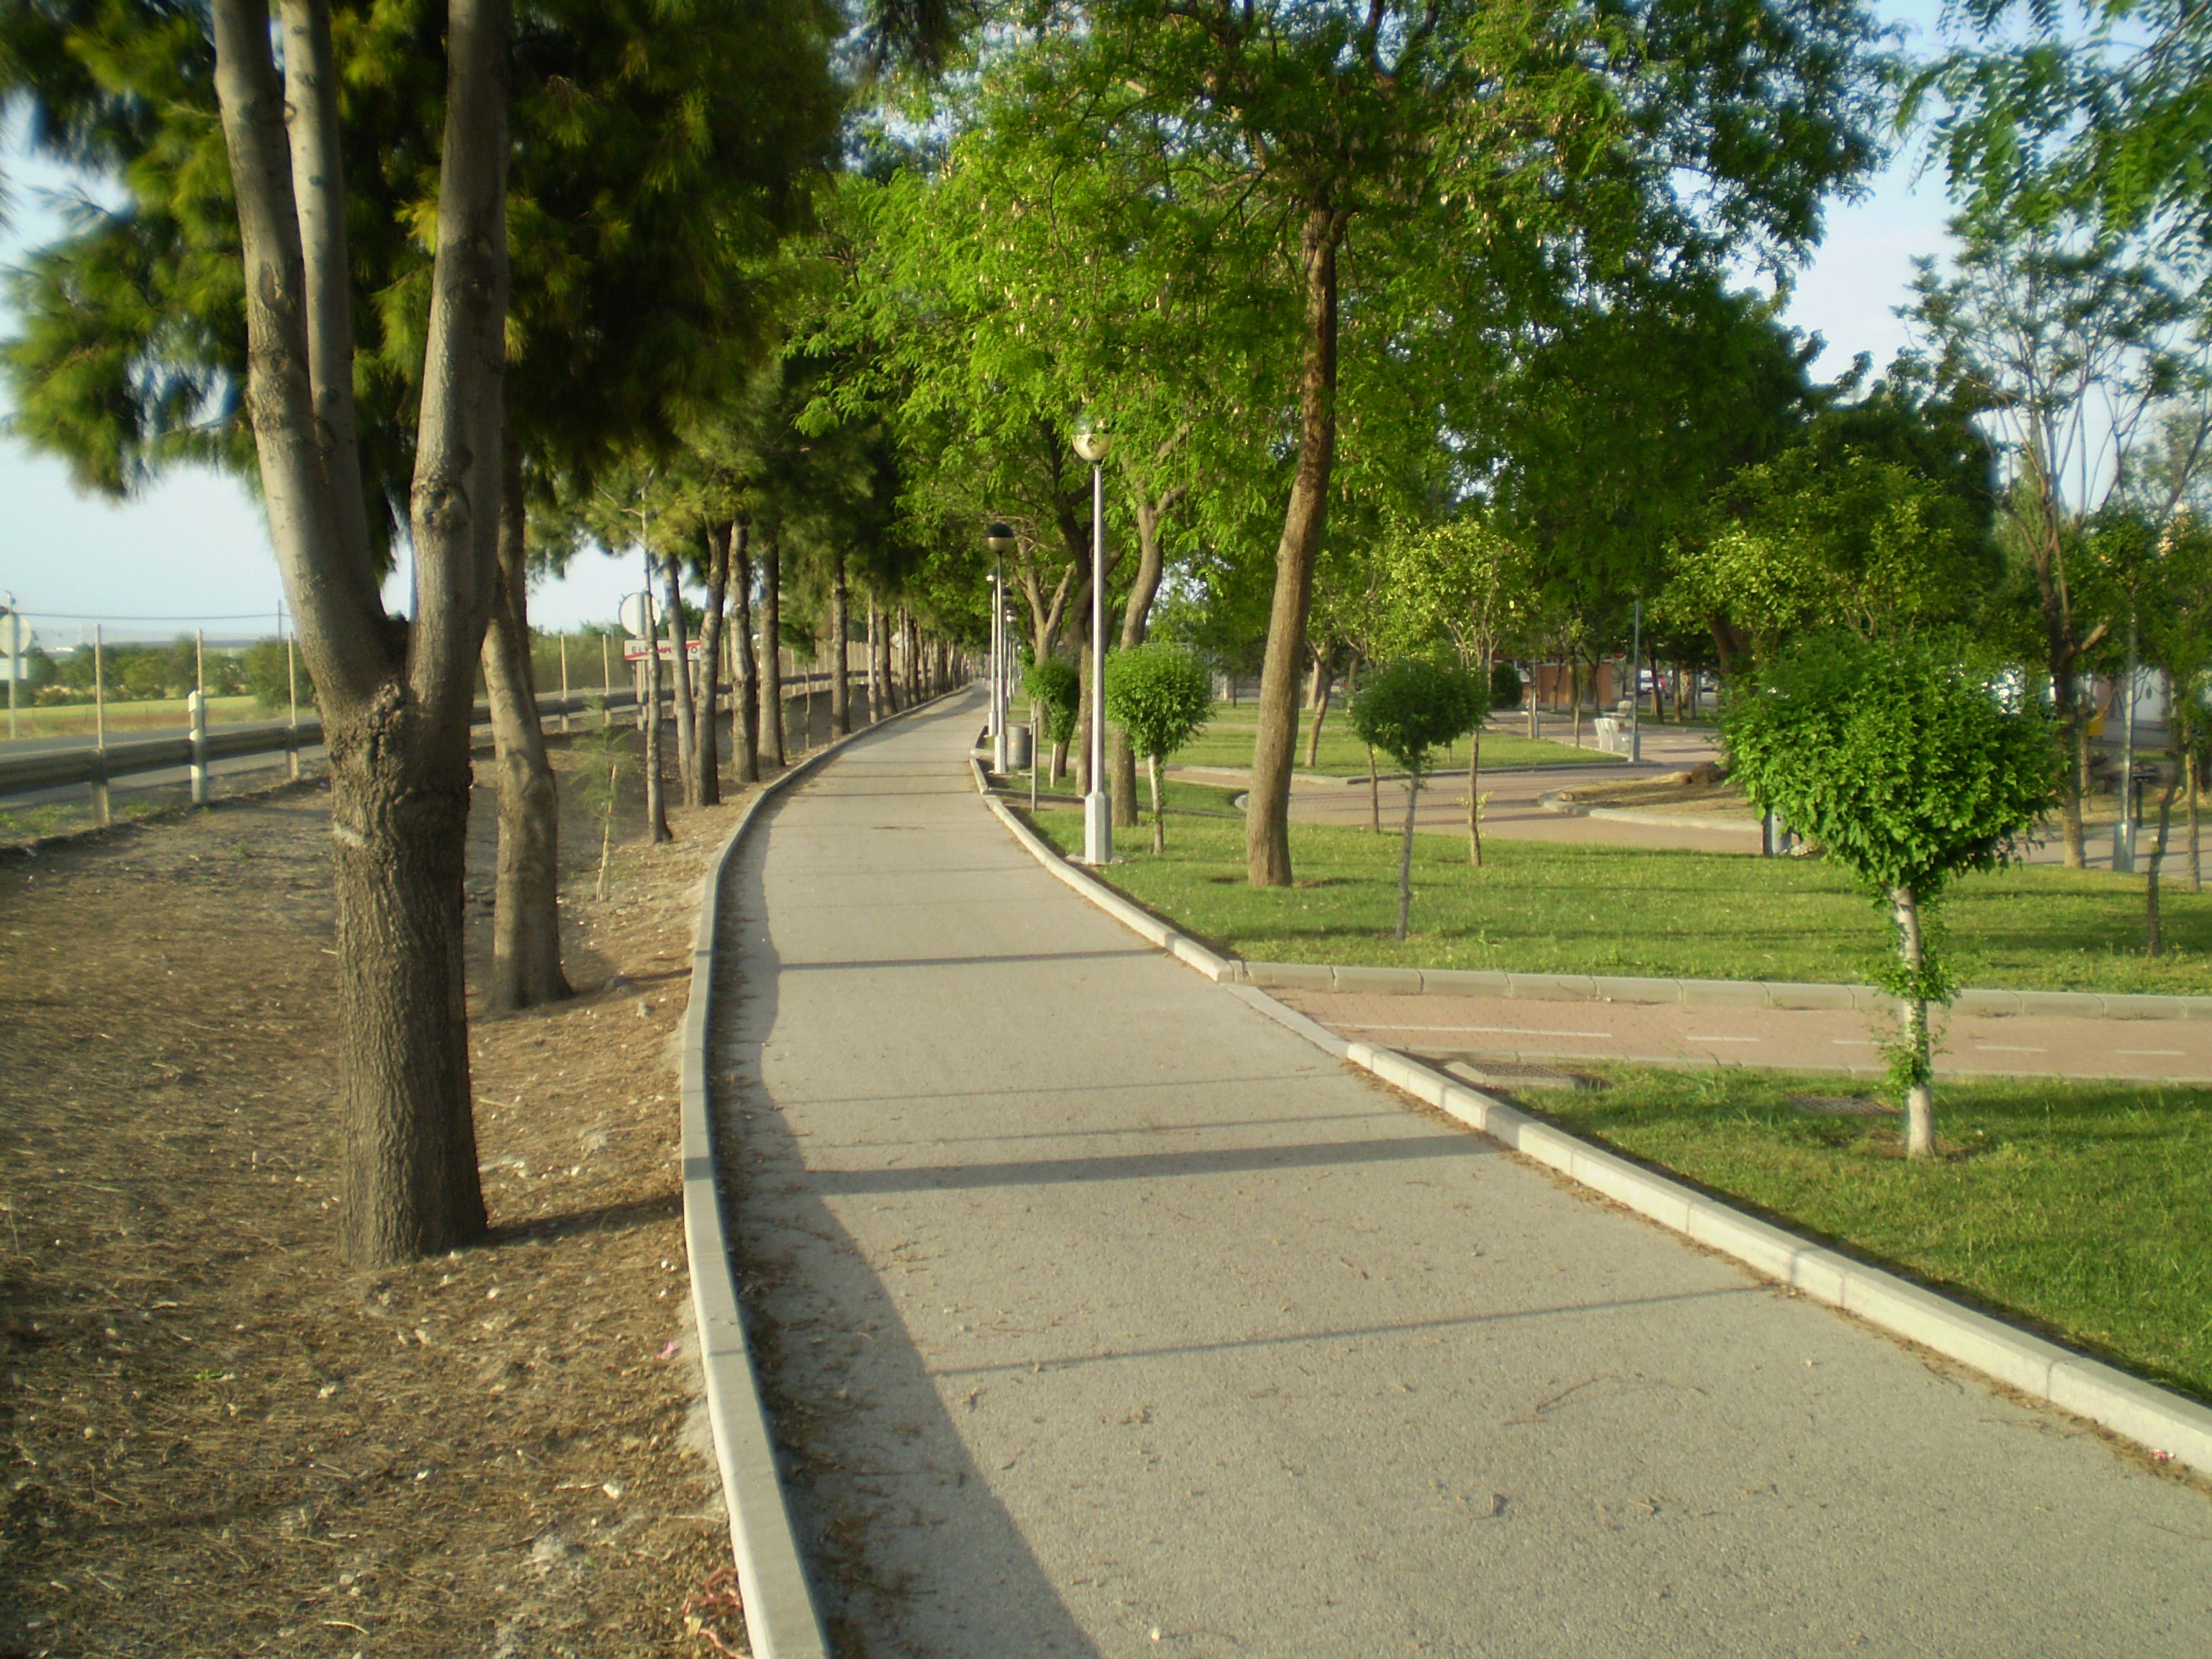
[
  {"left": 969, "top": 768, "right": 2212, "bottom": 1481},
  {"left": 682, "top": 690, "right": 966, "bottom": 1659}
]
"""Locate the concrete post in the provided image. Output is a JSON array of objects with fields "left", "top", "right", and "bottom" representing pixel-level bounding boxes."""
[{"left": 188, "top": 688, "right": 209, "bottom": 806}]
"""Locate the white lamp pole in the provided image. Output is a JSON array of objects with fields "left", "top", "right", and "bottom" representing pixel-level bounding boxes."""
[
  {"left": 1072, "top": 427, "right": 1112, "bottom": 863},
  {"left": 986, "top": 523, "right": 1015, "bottom": 773}
]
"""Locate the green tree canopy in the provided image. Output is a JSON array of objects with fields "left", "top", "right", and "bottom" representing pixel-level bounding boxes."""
[{"left": 1723, "top": 630, "right": 2060, "bottom": 1153}]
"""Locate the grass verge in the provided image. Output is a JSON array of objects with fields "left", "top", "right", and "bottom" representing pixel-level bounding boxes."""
[
  {"left": 1020, "top": 807, "right": 2212, "bottom": 994},
  {"left": 1537, "top": 1066, "right": 2212, "bottom": 1406}
]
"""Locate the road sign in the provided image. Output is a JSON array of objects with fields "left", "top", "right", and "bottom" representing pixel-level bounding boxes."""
[
  {"left": 618, "top": 591, "right": 655, "bottom": 639},
  {"left": 624, "top": 639, "right": 703, "bottom": 663}
]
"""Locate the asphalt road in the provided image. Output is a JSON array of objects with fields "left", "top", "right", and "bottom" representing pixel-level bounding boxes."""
[{"left": 713, "top": 688, "right": 2211, "bottom": 1658}]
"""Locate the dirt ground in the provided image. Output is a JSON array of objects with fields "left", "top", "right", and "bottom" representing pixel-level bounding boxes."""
[{"left": 0, "top": 703, "right": 848, "bottom": 1658}]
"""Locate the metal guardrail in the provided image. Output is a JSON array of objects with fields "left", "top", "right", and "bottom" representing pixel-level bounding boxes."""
[{"left": 0, "top": 670, "right": 842, "bottom": 812}]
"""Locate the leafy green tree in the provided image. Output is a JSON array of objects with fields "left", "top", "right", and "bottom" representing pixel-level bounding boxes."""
[
  {"left": 1104, "top": 644, "right": 1213, "bottom": 851},
  {"left": 1349, "top": 659, "right": 1490, "bottom": 939},
  {"left": 1912, "top": 0, "right": 2212, "bottom": 267},
  {"left": 1034, "top": 0, "right": 1885, "bottom": 890},
  {"left": 1022, "top": 655, "right": 1082, "bottom": 784},
  {"left": 1902, "top": 201, "right": 2198, "bottom": 866},
  {"left": 1380, "top": 513, "right": 1533, "bottom": 862},
  {"left": 1724, "top": 631, "right": 2061, "bottom": 1156}
]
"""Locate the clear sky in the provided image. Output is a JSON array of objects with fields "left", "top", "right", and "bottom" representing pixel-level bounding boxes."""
[{"left": 0, "top": 1, "right": 1956, "bottom": 649}]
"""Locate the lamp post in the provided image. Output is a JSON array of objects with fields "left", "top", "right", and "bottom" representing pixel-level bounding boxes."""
[
  {"left": 986, "top": 523, "right": 1015, "bottom": 772},
  {"left": 1073, "top": 424, "right": 1112, "bottom": 863}
]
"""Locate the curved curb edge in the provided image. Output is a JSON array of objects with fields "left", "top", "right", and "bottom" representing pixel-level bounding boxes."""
[
  {"left": 967, "top": 763, "right": 2212, "bottom": 1482},
  {"left": 681, "top": 688, "right": 971, "bottom": 1659}
]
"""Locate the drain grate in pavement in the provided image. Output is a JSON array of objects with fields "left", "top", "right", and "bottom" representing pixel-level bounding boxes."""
[{"left": 1787, "top": 1093, "right": 1899, "bottom": 1117}]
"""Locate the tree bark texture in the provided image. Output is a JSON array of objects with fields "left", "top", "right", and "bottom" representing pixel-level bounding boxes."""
[
  {"left": 2146, "top": 767, "right": 2180, "bottom": 956},
  {"left": 694, "top": 525, "right": 729, "bottom": 807},
  {"left": 482, "top": 446, "right": 568, "bottom": 1011},
  {"left": 728, "top": 522, "right": 760, "bottom": 785},
  {"left": 866, "top": 598, "right": 882, "bottom": 724},
  {"left": 1148, "top": 752, "right": 1166, "bottom": 855},
  {"left": 213, "top": 0, "right": 508, "bottom": 1265},
  {"left": 642, "top": 569, "right": 670, "bottom": 843},
  {"left": 1467, "top": 731, "right": 1483, "bottom": 866},
  {"left": 1396, "top": 771, "right": 1419, "bottom": 940},
  {"left": 2188, "top": 750, "right": 2201, "bottom": 893},
  {"left": 760, "top": 538, "right": 786, "bottom": 768},
  {"left": 830, "top": 548, "right": 851, "bottom": 736},
  {"left": 1109, "top": 481, "right": 1179, "bottom": 829},
  {"left": 1890, "top": 885, "right": 1936, "bottom": 1158},
  {"left": 660, "top": 553, "right": 697, "bottom": 809},
  {"left": 1305, "top": 651, "right": 1333, "bottom": 770},
  {"left": 1246, "top": 207, "right": 1344, "bottom": 887}
]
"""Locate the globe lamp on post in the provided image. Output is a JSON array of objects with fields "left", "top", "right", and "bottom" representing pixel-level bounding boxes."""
[{"left": 1071, "top": 425, "right": 1113, "bottom": 863}]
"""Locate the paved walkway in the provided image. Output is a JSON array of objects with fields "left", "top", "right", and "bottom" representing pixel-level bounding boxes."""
[
  {"left": 715, "top": 690, "right": 2209, "bottom": 1658},
  {"left": 1285, "top": 986, "right": 2212, "bottom": 1084}
]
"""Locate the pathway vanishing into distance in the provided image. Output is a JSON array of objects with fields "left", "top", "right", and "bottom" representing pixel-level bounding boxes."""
[{"left": 713, "top": 688, "right": 2210, "bottom": 1659}]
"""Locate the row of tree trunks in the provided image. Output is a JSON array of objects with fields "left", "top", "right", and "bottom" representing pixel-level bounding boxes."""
[
  {"left": 759, "top": 536, "right": 786, "bottom": 767},
  {"left": 830, "top": 547, "right": 851, "bottom": 737},
  {"left": 660, "top": 552, "right": 698, "bottom": 809},
  {"left": 729, "top": 523, "right": 760, "bottom": 786},
  {"left": 693, "top": 525, "right": 730, "bottom": 807}
]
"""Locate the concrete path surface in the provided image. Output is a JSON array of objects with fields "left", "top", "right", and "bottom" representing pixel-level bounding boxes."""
[
  {"left": 714, "top": 690, "right": 2210, "bottom": 1658},
  {"left": 1286, "top": 986, "right": 2212, "bottom": 1085}
]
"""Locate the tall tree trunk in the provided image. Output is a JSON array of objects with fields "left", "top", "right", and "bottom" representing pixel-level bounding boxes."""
[
  {"left": 1467, "top": 729, "right": 1482, "bottom": 867},
  {"left": 728, "top": 522, "right": 760, "bottom": 786},
  {"left": 1074, "top": 612, "right": 1094, "bottom": 797},
  {"left": 482, "top": 444, "right": 568, "bottom": 1011},
  {"left": 660, "top": 552, "right": 697, "bottom": 808},
  {"left": 1246, "top": 205, "right": 1345, "bottom": 888},
  {"left": 1110, "top": 487, "right": 1177, "bottom": 828},
  {"left": 1890, "top": 885, "right": 1936, "bottom": 1158},
  {"left": 693, "top": 524, "right": 729, "bottom": 806},
  {"left": 1368, "top": 745, "right": 1380, "bottom": 833},
  {"left": 215, "top": 0, "right": 507, "bottom": 1265},
  {"left": 1396, "top": 769, "right": 1420, "bottom": 940},
  {"left": 2146, "top": 764, "right": 2180, "bottom": 956},
  {"left": 866, "top": 598, "right": 882, "bottom": 724},
  {"left": 1148, "top": 752, "right": 1166, "bottom": 855},
  {"left": 1305, "top": 650, "right": 1333, "bottom": 770},
  {"left": 2188, "top": 748, "right": 2200, "bottom": 893},
  {"left": 759, "top": 537, "right": 785, "bottom": 768},
  {"left": 642, "top": 573, "right": 670, "bottom": 844},
  {"left": 830, "top": 547, "right": 851, "bottom": 736}
]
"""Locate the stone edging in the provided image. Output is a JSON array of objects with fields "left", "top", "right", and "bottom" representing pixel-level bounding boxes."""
[
  {"left": 1537, "top": 787, "right": 1759, "bottom": 834},
  {"left": 968, "top": 765, "right": 2212, "bottom": 1480},
  {"left": 681, "top": 691, "right": 964, "bottom": 1659}
]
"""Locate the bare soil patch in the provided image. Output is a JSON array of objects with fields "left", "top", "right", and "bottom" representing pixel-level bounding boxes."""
[{"left": 0, "top": 717, "right": 791, "bottom": 1658}]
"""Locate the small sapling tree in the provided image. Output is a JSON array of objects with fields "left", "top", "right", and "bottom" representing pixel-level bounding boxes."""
[
  {"left": 1024, "top": 656, "right": 1082, "bottom": 786},
  {"left": 1105, "top": 644, "right": 1215, "bottom": 852},
  {"left": 1725, "top": 632, "right": 2059, "bottom": 1156},
  {"left": 1349, "top": 660, "right": 1490, "bottom": 940}
]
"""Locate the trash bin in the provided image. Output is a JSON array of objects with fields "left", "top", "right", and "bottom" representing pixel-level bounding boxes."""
[{"left": 1008, "top": 723, "right": 1033, "bottom": 769}]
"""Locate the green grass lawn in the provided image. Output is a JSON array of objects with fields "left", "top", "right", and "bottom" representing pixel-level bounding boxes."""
[
  {"left": 1172, "top": 701, "right": 1617, "bottom": 775},
  {"left": 2, "top": 693, "right": 266, "bottom": 737},
  {"left": 1020, "top": 807, "right": 2212, "bottom": 993},
  {"left": 1542, "top": 1066, "right": 2212, "bottom": 1404}
]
